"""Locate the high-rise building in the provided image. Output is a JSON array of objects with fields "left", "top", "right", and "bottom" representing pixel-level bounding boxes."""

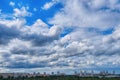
[
  {"left": 74, "top": 71, "right": 77, "bottom": 75},
  {"left": 57, "top": 71, "right": 60, "bottom": 75},
  {"left": 51, "top": 72, "right": 54, "bottom": 75},
  {"left": 113, "top": 70, "right": 115, "bottom": 75}
]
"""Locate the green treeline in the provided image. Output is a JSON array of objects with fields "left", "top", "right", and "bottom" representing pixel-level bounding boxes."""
[{"left": 0, "top": 75, "right": 120, "bottom": 80}]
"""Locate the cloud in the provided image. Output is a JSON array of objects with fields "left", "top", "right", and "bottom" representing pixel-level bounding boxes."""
[
  {"left": 0, "top": 18, "right": 62, "bottom": 69},
  {"left": 14, "top": 7, "right": 32, "bottom": 17},
  {"left": 42, "top": 0, "right": 59, "bottom": 10},
  {"left": 1, "top": 18, "right": 120, "bottom": 69},
  {"left": 9, "top": 1, "right": 15, "bottom": 7},
  {"left": 89, "top": 0, "right": 120, "bottom": 10},
  {"left": 0, "top": 0, "right": 120, "bottom": 72},
  {"left": 0, "top": 22, "right": 21, "bottom": 45},
  {"left": 21, "top": 23, "right": 62, "bottom": 46},
  {"left": 33, "top": 8, "right": 37, "bottom": 12},
  {"left": 49, "top": 0, "right": 120, "bottom": 30}
]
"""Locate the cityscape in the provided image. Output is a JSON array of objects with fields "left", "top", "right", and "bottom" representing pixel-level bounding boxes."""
[{"left": 0, "top": 70, "right": 119, "bottom": 78}]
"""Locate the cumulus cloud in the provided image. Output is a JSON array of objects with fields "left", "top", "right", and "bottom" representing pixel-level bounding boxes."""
[
  {"left": 0, "top": 22, "right": 20, "bottom": 45},
  {"left": 0, "top": 17, "right": 63, "bottom": 69},
  {"left": 49, "top": 0, "right": 120, "bottom": 30},
  {"left": 0, "top": 0, "right": 120, "bottom": 72},
  {"left": 89, "top": 0, "right": 120, "bottom": 10},
  {"left": 14, "top": 7, "right": 31, "bottom": 17}
]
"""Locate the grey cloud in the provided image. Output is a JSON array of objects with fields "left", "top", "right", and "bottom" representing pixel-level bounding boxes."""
[
  {"left": 0, "top": 24, "right": 20, "bottom": 45},
  {"left": 0, "top": 18, "right": 63, "bottom": 69},
  {"left": 5, "top": 26, "right": 120, "bottom": 69},
  {"left": 20, "top": 24, "right": 62, "bottom": 46},
  {"left": 10, "top": 46, "right": 56, "bottom": 56},
  {"left": 22, "top": 33, "right": 60, "bottom": 46},
  {"left": 0, "top": 19, "right": 62, "bottom": 46},
  {"left": 7, "top": 61, "right": 48, "bottom": 68}
]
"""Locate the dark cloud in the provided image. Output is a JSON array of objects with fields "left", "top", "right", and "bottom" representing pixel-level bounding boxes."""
[
  {"left": 7, "top": 61, "right": 48, "bottom": 68},
  {"left": 10, "top": 46, "right": 56, "bottom": 56},
  {"left": 22, "top": 33, "right": 60, "bottom": 46},
  {"left": 0, "top": 20, "right": 62, "bottom": 46},
  {"left": 0, "top": 24, "right": 20, "bottom": 45}
]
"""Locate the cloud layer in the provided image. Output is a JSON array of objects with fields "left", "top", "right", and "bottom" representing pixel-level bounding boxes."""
[{"left": 0, "top": 0, "right": 120, "bottom": 72}]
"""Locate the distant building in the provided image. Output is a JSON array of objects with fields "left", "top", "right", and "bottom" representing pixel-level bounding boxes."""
[
  {"left": 57, "top": 71, "right": 60, "bottom": 75},
  {"left": 51, "top": 72, "right": 54, "bottom": 75},
  {"left": 113, "top": 70, "right": 115, "bottom": 75},
  {"left": 0, "top": 70, "right": 119, "bottom": 78}
]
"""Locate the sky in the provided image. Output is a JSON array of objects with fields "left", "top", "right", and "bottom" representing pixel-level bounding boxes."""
[{"left": 0, "top": 0, "right": 120, "bottom": 74}]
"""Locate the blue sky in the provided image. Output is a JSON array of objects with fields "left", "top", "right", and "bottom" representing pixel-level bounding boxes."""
[{"left": 0, "top": 0, "right": 120, "bottom": 74}]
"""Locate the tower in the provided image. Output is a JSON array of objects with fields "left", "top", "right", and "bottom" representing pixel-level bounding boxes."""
[
  {"left": 57, "top": 71, "right": 60, "bottom": 75},
  {"left": 112, "top": 70, "right": 115, "bottom": 75},
  {"left": 51, "top": 72, "right": 54, "bottom": 75}
]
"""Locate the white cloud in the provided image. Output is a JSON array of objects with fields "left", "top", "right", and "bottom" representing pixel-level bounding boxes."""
[
  {"left": 0, "top": 18, "right": 26, "bottom": 28},
  {"left": 9, "top": 1, "right": 15, "bottom": 7},
  {"left": 49, "top": 0, "right": 120, "bottom": 30},
  {"left": 14, "top": 7, "right": 32, "bottom": 17},
  {"left": 49, "top": 25, "right": 62, "bottom": 36},
  {"left": 89, "top": 0, "right": 120, "bottom": 10},
  {"left": 42, "top": 0, "right": 59, "bottom": 10}
]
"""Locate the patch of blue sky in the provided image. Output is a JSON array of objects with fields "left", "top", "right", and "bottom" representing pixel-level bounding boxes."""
[
  {"left": 102, "top": 28, "right": 114, "bottom": 35},
  {"left": 26, "top": 2, "right": 63, "bottom": 26},
  {"left": 0, "top": 0, "right": 13, "bottom": 13},
  {"left": 88, "top": 27, "right": 114, "bottom": 35},
  {"left": 60, "top": 28, "right": 73, "bottom": 37},
  {"left": 0, "top": 0, "right": 63, "bottom": 26},
  {"left": 94, "top": 5, "right": 120, "bottom": 13},
  {"left": 110, "top": 9, "right": 120, "bottom": 13},
  {"left": 60, "top": 28, "right": 73, "bottom": 48},
  {"left": 99, "top": 7, "right": 110, "bottom": 11},
  {"left": 78, "top": 67, "right": 120, "bottom": 74},
  {"left": 8, "top": 0, "right": 52, "bottom": 7}
]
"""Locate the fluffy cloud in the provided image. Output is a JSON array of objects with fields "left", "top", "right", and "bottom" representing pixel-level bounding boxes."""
[
  {"left": 49, "top": 0, "right": 120, "bottom": 30},
  {"left": 42, "top": 0, "right": 59, "bottom": 10},
  {"left": 89, "top": 0, "right": 120, "bottom": 10},
  {"left": 0, "top": 0, "right": 120, "bottom": 73},
  {"left": 0, "top": 17, "right": 63, "bottom": 69},
  {"left": 13, "top": 7, "right": 31, "bottom": 17}
]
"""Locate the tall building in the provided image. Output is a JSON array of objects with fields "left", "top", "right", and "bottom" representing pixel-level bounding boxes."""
[
  {"left": 113, "top": 70, "right": 115, "bottom": 75},
  {"left": 74, "top": 71, "right": 77, "bottom": 75},
  {"left": 57, "top": 71, "right": 60, "bottom": 75},
  {"left": 51, "top": 72, "right": 54, "bottom": 75}
]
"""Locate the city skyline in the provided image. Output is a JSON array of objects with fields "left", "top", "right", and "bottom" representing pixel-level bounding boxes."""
[{"left": 0, "top": 0, "right": 120, "bottom": 73}]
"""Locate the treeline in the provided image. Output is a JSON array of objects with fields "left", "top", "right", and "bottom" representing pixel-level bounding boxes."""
[{"left": 0, "top": 75, "right": 120, "bottom": 80}]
